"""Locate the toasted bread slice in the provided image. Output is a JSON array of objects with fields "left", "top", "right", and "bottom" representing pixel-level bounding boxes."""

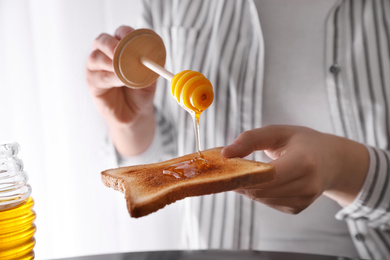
[{"left": 101, "top": 147, "right": 275, "bottom": 218}]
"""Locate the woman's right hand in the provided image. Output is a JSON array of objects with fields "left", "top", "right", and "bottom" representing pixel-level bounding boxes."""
[{"left": 86, "top": 26, "right": 157, "bottom": 157}]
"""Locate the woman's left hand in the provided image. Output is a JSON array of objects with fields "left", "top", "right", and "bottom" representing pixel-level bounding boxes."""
[{"left": 222, "top": 125, "right": 369, "bottom": 214}]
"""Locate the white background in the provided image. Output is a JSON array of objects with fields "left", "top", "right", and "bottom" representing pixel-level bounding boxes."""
[{"left": 0, "top": 1, "right": 182, "bottom": 259}]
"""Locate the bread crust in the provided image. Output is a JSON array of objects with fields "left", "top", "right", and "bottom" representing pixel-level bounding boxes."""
[{"left": 101, "top": 147, "right": 275, "bottom": 218}]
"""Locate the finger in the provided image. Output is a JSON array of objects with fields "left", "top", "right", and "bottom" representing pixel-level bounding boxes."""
[
  {"left": 237, "top": 179, "right": 300, "bottom": 199},
  {"left": 92, "top": 33, "right": 119, "bottom": 60},
  {"left": 236, "top": 142, "right": 319, "bottom": 190},
  {"left": 114, "top": 25, "right": 135, "bottom": 40},
  {"left": 87, "top": 50, "right": 114, "bottom": 72},
  {"left": 221, "top": 125, "right": 295, "bottom": 158},
  {"left": 236, "top": 175, "right": 319, "bottom": 200},
  {"left": 86, "top": 70, "right": 123, "bottom": 91},
  {"left": 251, "top": 197, "right": 314, "bottom": 215},
  {"left": 236, "top": 191, "right": 314, "bottom": 215}
]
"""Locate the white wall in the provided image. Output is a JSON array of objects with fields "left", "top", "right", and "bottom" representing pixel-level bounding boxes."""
[{"left": 0, "top": 1, "right": 182, "bottom": 259}]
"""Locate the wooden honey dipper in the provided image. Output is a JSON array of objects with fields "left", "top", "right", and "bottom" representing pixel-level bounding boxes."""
[{"left": 113, "top": 29, "right": 214, "bottom": 115}]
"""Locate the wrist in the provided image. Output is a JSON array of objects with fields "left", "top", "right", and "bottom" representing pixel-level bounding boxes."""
[
  {"left": 108, "top": 108, "right": 156, "bottom": 157},
  {"left": 324, "top": 136, "right": 369, "bottom": 206}
]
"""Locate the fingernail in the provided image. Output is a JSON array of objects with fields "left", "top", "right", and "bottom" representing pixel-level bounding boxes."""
[{"left": 221, "top": 143, "right": 240, "bottom": 158}]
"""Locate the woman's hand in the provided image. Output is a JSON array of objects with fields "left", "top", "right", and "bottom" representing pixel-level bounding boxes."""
[
  {"left": 86, "top": 26, "right": 157, "bottom": 157},
  {"left": 222, "top": 125, "right": 370, "bottom": 214}
]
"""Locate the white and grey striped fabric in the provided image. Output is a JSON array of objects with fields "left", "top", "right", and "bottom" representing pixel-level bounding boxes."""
[
  {"left": 114, "top": 0, "right": 390, "bottom": 259},
  {"left": 139, "top": 0, "right": 264, "bottom": 161},
  {"left": 139, "top": 0, "right": 266, "bottom": 250},
  {"left": 325, "top": 1, "right": 390, "bottom": 259}
]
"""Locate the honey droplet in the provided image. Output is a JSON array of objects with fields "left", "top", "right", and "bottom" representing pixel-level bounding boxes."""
[{"left": 163, "top": 156, "right": 210, "bottom": 179}]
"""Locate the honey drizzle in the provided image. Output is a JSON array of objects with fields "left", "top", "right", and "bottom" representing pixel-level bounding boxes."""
[
  {"left": 163, "top": 111, "right": 211, "bottom": 179},
  {"left": 192, "top": 112, "right": 202, "bottom": 157},
  {"left": 164, "top": 70, "right": 214, "bottom": 179}
]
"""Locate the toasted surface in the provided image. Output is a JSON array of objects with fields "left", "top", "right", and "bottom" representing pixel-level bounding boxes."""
[{"left": 101, "top": 147, "right": 275, "bottom": 218}]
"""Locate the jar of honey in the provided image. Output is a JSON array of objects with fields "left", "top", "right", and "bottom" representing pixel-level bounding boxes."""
[{"left": 0, "top": 143, "right": 36, "bottom": 259}]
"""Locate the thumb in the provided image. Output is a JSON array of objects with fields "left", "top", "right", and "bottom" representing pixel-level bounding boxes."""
[
  {"left": 114, "top": 25, "right": 135, "bottom": 40},
  {"left": 221, "top": 125, "right": 294, "bottom": 158}
]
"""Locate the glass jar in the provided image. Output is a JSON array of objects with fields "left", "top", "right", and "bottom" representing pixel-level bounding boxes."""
[{"left": 0, "top": 143, "right": 36, "bottom": 259}]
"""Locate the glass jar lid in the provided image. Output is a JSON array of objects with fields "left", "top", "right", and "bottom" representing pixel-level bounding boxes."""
[{"left": 0, "top": 143, "right": 31, "bottom": 210}]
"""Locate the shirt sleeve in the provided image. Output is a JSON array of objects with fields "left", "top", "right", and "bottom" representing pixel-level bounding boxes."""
[{"left": 336, "top": 146, "right": 390, "bottom": 230}]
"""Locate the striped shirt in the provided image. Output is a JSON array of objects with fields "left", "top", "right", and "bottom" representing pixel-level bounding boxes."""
[
  {"left": 112, "top": 0, "right": 390, "bottom": 259},
  {"left": 326, "top": 1, "right": 390, "bottom": 259}
]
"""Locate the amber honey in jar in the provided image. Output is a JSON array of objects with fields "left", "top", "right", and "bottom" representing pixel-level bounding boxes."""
[{"left": 0, "top": 143, "right": 36, "bottom": 260}]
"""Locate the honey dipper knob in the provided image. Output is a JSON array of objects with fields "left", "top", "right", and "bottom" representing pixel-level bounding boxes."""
[{"left": 113, "top": 29, "right": 167, "bottom": 88}]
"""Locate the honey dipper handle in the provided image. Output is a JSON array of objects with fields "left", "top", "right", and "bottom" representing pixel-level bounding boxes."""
[{"left": 140, "top": 56, "right": 174, "bottom": 81}]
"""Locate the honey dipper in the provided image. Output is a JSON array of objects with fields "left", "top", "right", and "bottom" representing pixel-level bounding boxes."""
[{"left": 113, "top": 29, "right": 214, "bottom": 114}]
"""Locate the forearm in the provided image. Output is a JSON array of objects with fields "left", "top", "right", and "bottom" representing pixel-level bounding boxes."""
[{"left": 108, "top": 108, "right": 156, "bottom": 157}]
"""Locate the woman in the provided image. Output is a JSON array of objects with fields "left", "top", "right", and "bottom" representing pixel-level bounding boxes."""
[{"left": 86, "top": 0, "right": 390, "bottom": 259}]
